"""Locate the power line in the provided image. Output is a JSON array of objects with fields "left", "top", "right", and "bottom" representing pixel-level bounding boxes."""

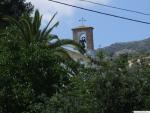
[
  {"left": 79, "top": 0, "right": 150, "bottom": 16},
  {"left": 49, "top": 0, "right": 150, "bottom": 25}
]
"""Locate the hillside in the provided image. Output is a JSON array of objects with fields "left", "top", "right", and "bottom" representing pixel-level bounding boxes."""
[{"left": 100, "top": 38, "right": 150, "bottom": 56}]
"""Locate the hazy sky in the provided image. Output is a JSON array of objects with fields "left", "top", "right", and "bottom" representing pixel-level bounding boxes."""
[{"left": 28, "top": 0, "right": 150, "bottom": 48}]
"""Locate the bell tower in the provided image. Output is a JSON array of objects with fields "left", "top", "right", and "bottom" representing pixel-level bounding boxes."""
[{"left": 72, "top": 26, "right": 94, "bottom": 50}]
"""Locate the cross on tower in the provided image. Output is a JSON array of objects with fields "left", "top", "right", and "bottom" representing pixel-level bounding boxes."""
[{"left": 79, "top": 17, "right": 86, "bottom": 26}]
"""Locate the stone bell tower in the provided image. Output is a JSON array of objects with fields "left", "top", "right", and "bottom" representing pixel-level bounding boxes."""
[{"left": 72, "top": 26, "right": 94, "bottom": 50}]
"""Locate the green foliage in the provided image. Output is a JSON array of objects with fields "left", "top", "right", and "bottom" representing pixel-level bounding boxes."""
[
  {"left": 0, "top": 0, "right": 33, "bottom": 28},
  {"left": 48, "top": 55, "right": 150, "bottom": 113},
  {"left": 0, "top": 6, "right": 150, "bottom": 113},
  {"left": 0, "top": 10, "right": 84, "bottom": 113}
]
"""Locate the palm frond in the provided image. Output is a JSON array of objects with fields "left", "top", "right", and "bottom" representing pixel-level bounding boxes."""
[
  {"left": 51, "top": 47, "right": 79, "bottom": 74},
  {"left": 42, "top": 22, "right": 59, "bottom": 40},
  {"left": 48, "top": 39, "right": 85, "bottom": 54},
  {"left": 52, "top": 47, "right": 73, "bottom": 60},
  {"left": 33, "top": 10, "right": 42, "bottom": 34},
  {"left": 20, "top": 18, "right": 32, "bottom": 43},
  {"left": 43, "top": 12, "right": 57, "bottom": 33},
  {"left": 40, "top": 12, "right": 59, "bottom": 40}
]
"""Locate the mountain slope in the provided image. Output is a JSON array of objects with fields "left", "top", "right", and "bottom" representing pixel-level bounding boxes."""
[{"left": 101, "top": 38, "right": 150, "bottom": 56}]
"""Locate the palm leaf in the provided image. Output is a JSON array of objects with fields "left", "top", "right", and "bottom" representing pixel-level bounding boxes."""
[
  {"left": 42, "top": 21, "right": 59, "bottom": 40},
  {"left": 33, "top": 10, "right": 42, "bottom": 34},
  {"left": 20, "top": 18, "right": 32, "bottom": 43},
  {"left": 51, "top": 47, "right": 79, "bottom": 74},
  {"left": 43, "top": 12, "right": 57, "bottom": 33},
  {"left": 40, "top": 12, "right": 58, "bottom": 40},
  {"left": 48, "top": 39, "right": 85, "bottom": 54}
]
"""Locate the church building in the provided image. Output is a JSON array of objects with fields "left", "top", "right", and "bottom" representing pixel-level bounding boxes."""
[
  {"left": 72, "top": 26, "right": 94, "bottom": 51},
  {"left": 66, "top": 24, "right": 96, "bottom": 65}
]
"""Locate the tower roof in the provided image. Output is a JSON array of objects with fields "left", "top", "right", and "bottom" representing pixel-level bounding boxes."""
[{"left": 72, "top": 26, "right": 94, "bottom": 30}]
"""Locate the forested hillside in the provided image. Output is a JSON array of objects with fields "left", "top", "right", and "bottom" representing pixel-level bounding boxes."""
[{"left": 101, "top": 38, "right": 150, "bottom": 56}]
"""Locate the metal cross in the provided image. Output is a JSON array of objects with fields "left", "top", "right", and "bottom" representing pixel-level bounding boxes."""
[{"left": 79, "top": 17, "right": 86, "bottom": 26}]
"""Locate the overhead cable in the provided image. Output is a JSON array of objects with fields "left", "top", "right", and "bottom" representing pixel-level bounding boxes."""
[
  {"left": 49, "top": 0, "right": 150, "bottom": 25},
  {"left": 79, "top": 0, "right": 150, "bottom": 16}
]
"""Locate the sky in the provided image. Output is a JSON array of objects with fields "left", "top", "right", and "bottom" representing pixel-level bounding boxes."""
[{"left": 28, "top": 0, "right": 150, "bottom": 48}]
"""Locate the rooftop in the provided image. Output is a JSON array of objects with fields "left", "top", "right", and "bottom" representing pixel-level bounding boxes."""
[{"left": 72, "top": 26, "right": 94, "bottom": 30}]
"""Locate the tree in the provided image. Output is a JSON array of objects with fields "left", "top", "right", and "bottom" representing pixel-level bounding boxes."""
[
  {"left": 46, "top": 55, "right": 150, "bottom": 113},
  {"left": 0, "top": 0, "right": 33, "bottom": 28},
  {"left": 0, "top": 10, "right": 84, "bottom": 113}
]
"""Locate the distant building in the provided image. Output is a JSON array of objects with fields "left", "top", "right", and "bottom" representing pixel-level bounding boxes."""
[
  {"left": 66, "top": 25, "right": 96, "bottom": 65},
  {"left": 72, "top": 25, "right": 96, "bottom": 56},
  {"left": 72, "top": 26, "right": 94, "bottom": 51}
]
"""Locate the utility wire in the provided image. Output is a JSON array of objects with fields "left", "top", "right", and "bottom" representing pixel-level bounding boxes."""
[
  {"left": 49, "top": 0, "right": 150, "bottom": 25},
  {"left": 79, "top": 0, "right": 150, "bottom": 16}
]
